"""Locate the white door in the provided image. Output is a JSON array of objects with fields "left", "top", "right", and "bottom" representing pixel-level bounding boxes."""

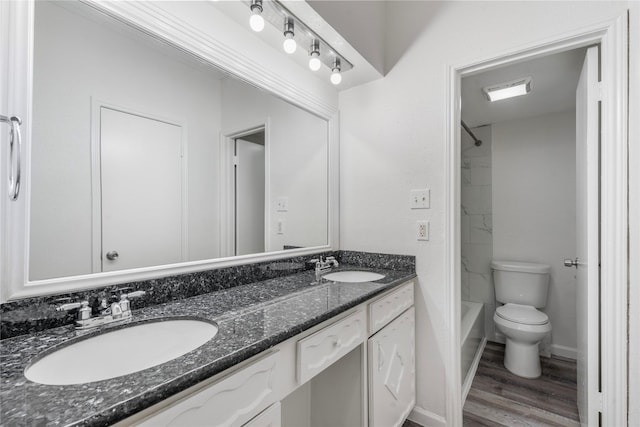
[
  {"left": 235, "top": 138, "right": 265, "bottom": 256},
  {"left": 100, "top": 107, "right": 184, "bottom": 271},
  {"left": 368, "top": 308, "right": 415, "bottom": 427},
  {"left": 575, "top": 45, "right": 600, "bottom": 426}
]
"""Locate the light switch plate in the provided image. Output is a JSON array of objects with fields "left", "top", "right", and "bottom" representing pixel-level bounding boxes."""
[
  {"left": 410, "top": 189, "right": 430, "bottom": 209},
  {"left": 276, "top": 197, "right": 289, "bottom": 212}
]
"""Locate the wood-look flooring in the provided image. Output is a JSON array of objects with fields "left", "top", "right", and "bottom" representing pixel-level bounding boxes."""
[
  {"left": 463, "top": 342, "right": 579, "bottom": 426},
  {"left": 403, "top": 342, "right": 578, "bottom": 427}
]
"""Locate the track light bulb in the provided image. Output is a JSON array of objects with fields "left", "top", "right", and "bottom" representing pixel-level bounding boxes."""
[
  {"left": 308, "top": 40, "right": 321, "bottom": 71},
  {"left": 283, "top": 33, "right": 297, "bottom": 54},
  {"left": 249, "top": 1, "right": 264, "bottom": 32},
  {"left": 250, "top": 12, "right": 264, "bottom": 32},
  {"left": 283, "top": 18, "right": 296, "bottom": 54},
  {"left": 330, "top": 59, "right": 342, "bottom": 85},
  {"left": 309, "top": 54, "right": 321, "bottom": 71},
  {"left": 331, "top": 70, "right": 342, "bottom": 85}
]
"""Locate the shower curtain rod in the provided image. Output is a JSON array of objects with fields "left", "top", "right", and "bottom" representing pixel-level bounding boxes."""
[{"left": 461, "top": 120, "right": 482, "bottom": 146}]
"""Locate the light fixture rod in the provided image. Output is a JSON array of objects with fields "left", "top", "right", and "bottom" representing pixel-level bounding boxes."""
[
  {"left": 309, "top": 39, "right": 320, "bottom": 55},
  {"left": 250, "top": 0, "right": 263, "bottom": 13},
  {"left": 283, "top": 17, "right": 294, "bottom": 36}
]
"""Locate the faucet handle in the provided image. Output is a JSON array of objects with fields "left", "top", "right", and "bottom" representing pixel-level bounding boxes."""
[
  {"left": 125, "top": 290, "right": 146, "bottom": 299},
  {"left": 56, "top": 301, "right": 82, "bottom": 312}
]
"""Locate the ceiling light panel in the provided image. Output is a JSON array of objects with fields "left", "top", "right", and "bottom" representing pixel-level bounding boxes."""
[{"left": 483, "top": 77, "right": 532, "bottom": 102}]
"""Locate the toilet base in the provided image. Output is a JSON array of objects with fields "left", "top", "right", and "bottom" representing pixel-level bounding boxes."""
[{"left": 503, "top": 338, "right": 542, "bottom": 378}]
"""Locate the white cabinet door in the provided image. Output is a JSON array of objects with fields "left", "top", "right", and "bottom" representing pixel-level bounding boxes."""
[{"left": 368, "top": 307, "right": 415, "bottom": 427}]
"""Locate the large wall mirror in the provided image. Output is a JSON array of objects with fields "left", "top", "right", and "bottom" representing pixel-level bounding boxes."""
[{"left": 2, "top": 0, "right": 336, "bottom": 300}]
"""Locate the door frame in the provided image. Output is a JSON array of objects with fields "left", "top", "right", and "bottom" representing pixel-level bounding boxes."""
[
  {"left": 444, "top": 16, "right": 628, "bottom": 425},
  {"left": 90, "top": 99, "right": 188, "bottom": 273},
  {"left": 219, "top": 122, "right": 270, "bottom": 258}
]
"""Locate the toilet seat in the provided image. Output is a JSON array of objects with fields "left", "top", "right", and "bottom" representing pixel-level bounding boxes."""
[{"left": 496, "top": 303, "right": 549, "bottom": 325}]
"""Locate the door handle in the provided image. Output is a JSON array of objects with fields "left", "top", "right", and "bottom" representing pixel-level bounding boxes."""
[
  {"left": 1, "top": 115, "right": 22, "bottom": 201},
  {"left": 106, "top": 251, "right": 119, "bottom": 261},
  {"left": 564, "top": 258, "right": 579, "bottom": 268}
]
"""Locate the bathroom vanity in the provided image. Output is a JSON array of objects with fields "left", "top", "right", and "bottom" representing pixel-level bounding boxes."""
[
  {"left": 124, "top": 280, "right": 414, "bottom": 427},
  {"left": 0, "top": 266, "right": 416, "bottom": 426}
]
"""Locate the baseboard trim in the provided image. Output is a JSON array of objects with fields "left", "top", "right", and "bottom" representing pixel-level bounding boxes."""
[
  {"left": 408, "top": 406, "right": 447, "bottom": 427},
  {"left": 550, "top": 344, "right": 577, "bottom": 360}
]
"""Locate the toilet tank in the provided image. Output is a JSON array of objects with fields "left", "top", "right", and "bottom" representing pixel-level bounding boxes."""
[{"left": 491, "top": 260, "right": 551, "bottom": 308}]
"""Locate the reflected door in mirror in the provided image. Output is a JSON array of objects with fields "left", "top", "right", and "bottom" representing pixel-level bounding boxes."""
[{"left": 100, "top": 107, "right": 185, "bottom": 271}]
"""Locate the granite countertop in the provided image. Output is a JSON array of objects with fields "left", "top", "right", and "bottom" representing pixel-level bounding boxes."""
[{"left": 0, "top": 265, "right": 415, "bottom": 426}]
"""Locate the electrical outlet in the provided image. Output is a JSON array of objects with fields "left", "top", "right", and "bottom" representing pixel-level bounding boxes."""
[
  {"left": 410, "top": 189, "right": 430, "bottom": 209},
  {"left": 277, "top": 219, "right": 284, "bottom": 235},
  {"left": 417, "top": 221, "right": 429, "bottom": 241}
]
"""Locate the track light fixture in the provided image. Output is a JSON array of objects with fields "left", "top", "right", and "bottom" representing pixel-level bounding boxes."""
[
  {"left": 249, "top": 0, "right": 264, "bottom": 32},
  {"left": 330, "top": 58, "right": 342, "bottom": 85},
  {"left": 283, "top": 18, "right": 296, "bottom": 54},
  {"left": 245, "top": 0, "right": 352, "bottom": 84},
  {"left": 308, "top": 40, "right": 321, "bottom": 71}
]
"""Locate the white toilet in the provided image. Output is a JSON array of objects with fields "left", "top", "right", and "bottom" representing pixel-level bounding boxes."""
[{"left": 492, "top": 260, "right": 552, "bottom": 378}]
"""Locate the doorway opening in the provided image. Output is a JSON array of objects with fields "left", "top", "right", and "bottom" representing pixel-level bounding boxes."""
[
  {"left": 445, "top": 17, "right": 628, "bottom": 427},
  {"left": 458, "top": 45, "right": 600, "bottom": 425},
  {"left": 233, "top": 129, "right": 266, "bottom": 256},
  {"left": 220, "top": 125, "right": 269, "bottom": 258}
]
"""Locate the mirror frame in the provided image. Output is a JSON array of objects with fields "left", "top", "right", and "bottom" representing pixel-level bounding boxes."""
[{"left": 0, "top": 0, "right": 339, "bottom": 302}]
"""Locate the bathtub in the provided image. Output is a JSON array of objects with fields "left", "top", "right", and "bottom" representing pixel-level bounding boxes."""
[{"left": 461, "top": 300, "right": 486, "bottom": 403}]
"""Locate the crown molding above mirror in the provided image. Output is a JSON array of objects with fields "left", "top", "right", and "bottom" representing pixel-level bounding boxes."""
[{"left": 0, "top": 0, "right": 340, "bottom": 303}]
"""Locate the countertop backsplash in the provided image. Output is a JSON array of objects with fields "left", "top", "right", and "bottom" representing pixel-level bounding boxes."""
[{"left": 0, "top": 251, "right": 414, "bottom": 339}]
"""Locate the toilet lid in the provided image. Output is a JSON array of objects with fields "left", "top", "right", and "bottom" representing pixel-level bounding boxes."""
[{"left": 496, "top": 303, "right": 549, "bottom": 325}]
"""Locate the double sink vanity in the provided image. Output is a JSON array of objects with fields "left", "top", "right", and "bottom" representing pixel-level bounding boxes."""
[{"left": 0, "top": 255, "right": 416, "bottom": 426}]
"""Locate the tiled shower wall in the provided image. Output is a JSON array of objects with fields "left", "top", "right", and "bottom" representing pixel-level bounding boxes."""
[{"left": 461, "top": 125, "right": 495, "bottom": 340}]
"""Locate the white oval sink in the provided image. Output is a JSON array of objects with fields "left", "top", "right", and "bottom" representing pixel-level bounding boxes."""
[
  {"left": 323, "top": 271, "right": 385, "bottom": 283},
  {"left": 25, "top": 319, "right": 218, "bottom": 385}
]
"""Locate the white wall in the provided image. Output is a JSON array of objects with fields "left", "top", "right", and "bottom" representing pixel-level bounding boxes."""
[
  {"left": 221, "top": 79, "right": 328, "bottom": 252},
  {"left": 30, "top": 1, "right": 221, "bottom": 280},
  {"left": 460, "top": 125, "right": 495, "bottom": 340},
  {"left": 492, "top": 110, "right": 577, "bottom": 358},
  {"left": 339, "top": 2, "right": 628, "bottom": 423}
]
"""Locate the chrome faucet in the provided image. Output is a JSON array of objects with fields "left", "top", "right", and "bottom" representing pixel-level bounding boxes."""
[
  {"left": 309, "top": 256, "right": 339, "bottom": 283},
  {"left": 56, "top": 290, "right": 146, "bottom": 330}
]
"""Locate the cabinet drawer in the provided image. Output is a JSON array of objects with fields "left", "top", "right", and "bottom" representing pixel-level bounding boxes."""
[
  {"left": 137, "top": 351, "right": 280, "bottom": 427},
  {"left": 368, "top": 281, "right": 414, "bottom": 335},
  {"left": 297, "top": 309, "right": 366, "bottom": 384}
]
